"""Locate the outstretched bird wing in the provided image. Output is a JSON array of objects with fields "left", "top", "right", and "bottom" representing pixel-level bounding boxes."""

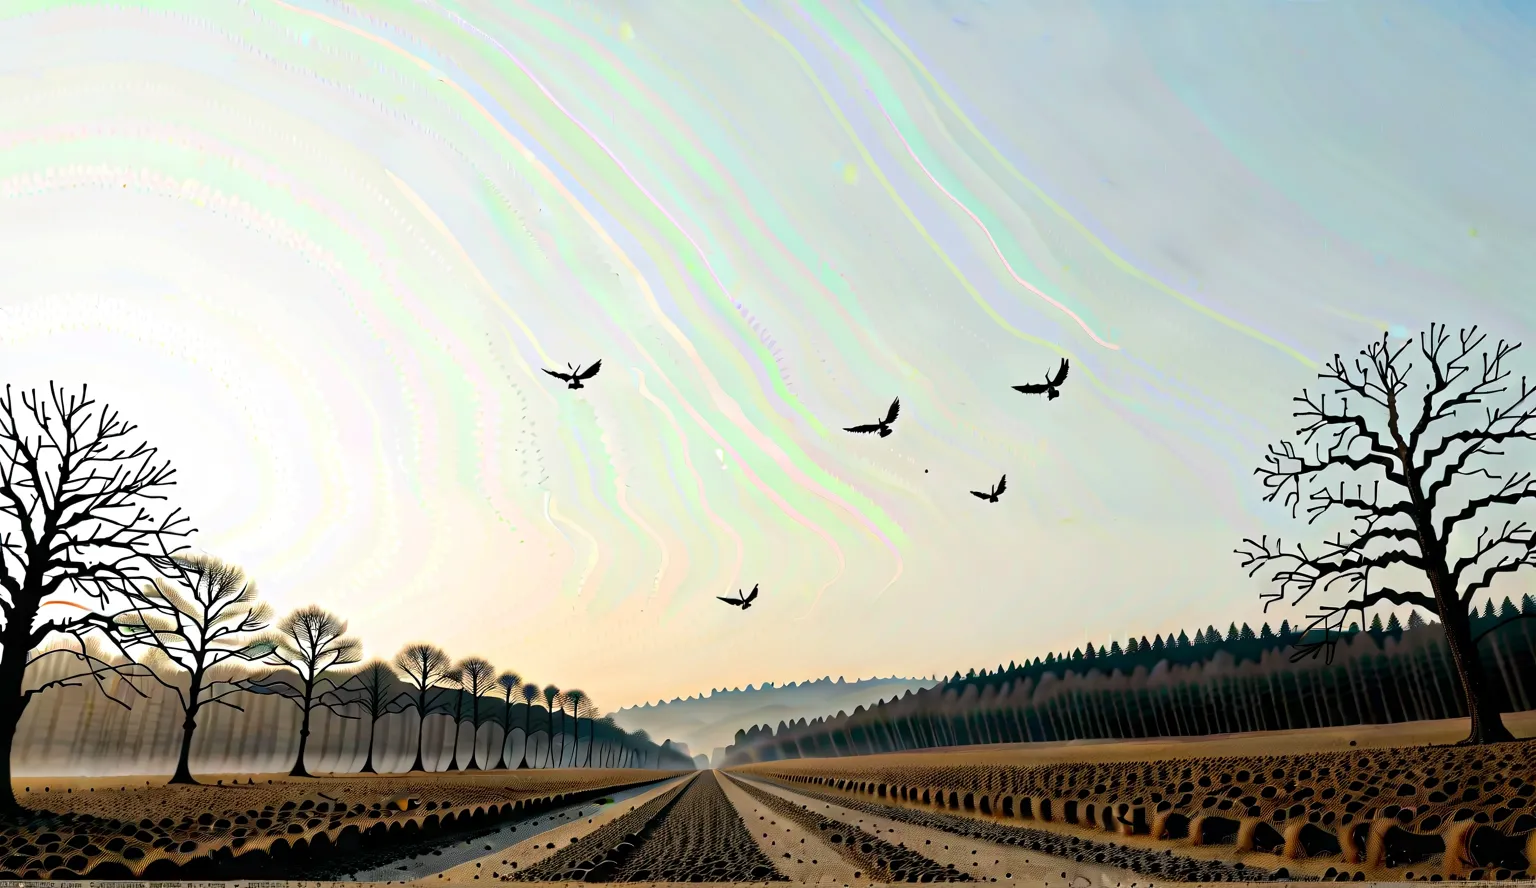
[
  {"left": 717, "top": 595, "right": 742, "bottom": 606},
  {"left": 1012, "top": 382, "right": 1050, "bottom": 394},
  {"left": 745, "top": 584, "right": 758, "bottom": 604},
  {"left": 995, "top": 474, "right": 1007, "bottom": 496},
  {"left": 543, "top": 368, "right": 573, "bottom": 382},
  {"left": 576, "top": 359, "right": 603, "bottom": 380},
  {"left": 970, "top": 490, "right": 991, "bottom": 500},
  {"left": 884, "top": 397, "right": 901, "bottom": 424},
  {"left": 844, "top": 423, "right": 882, "bottom": 434},
  {"left": 1049, "top": 358, "right": 1069, "bottom": 387}
]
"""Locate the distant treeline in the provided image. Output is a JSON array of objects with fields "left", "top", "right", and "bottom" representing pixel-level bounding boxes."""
[
  {"left": 723, "top": 596, "right": 1536, "bottom": 765},
  {"left": 16, "top": 653, "right": 695, "bottom": 778}
]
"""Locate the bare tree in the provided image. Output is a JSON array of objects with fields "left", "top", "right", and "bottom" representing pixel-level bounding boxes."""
[
  {"left": 454, "top": 657, "right": 495, "bottom": 770},
  {"left": 254, "top": 606, "right": 361, "bottom": 776},
  {"left": 562, "top": 688, "right": 586, "bottom": 768},
  {"left": 491, "top": 670, "right": 521, "bottom": 770},
  {"left": 1237, "top": 324, "right": 1536, "bottom": 743},
  {"left": 394, "top": 643, "right": 452, "bottom": 772},
  {"left": 112, "top": 554, "right": 273, "bottom": 784},
  {"left": 333, "top": 659, "right": 410, "bottom": 774},
  {"left": 0, "top": 383, "right": 193, "bottom": 815},
  {"left": 542, "top": 685, "right": 562, "bottom": 768},
  {"left": 517, "top": 681, "right": 540, "bottom": 768}
]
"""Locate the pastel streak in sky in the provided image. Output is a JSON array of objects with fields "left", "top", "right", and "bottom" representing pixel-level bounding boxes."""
[{"left": 0, "top": 0, "right": 1531, "bottom": 708}]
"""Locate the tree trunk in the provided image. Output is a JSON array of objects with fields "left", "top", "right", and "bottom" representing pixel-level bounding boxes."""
[
  {"left": 1440, "top": 605, "right": 1515, "bottom": 743},
  {"left": 409, "top": 693, "right": 428, "bottom": 773},
  {"left": 169, "top": 703, "right": 202, "bottom": 785},
  {"left": 290, "top": 680, "right": 317, "bottom": 777},
  {"left": 446, "top": 713, "right": 462, "bottom": 772},
  {"left": 493, "top": 713, "right": 511, "bottom": 770},
  {"left": 359, "top": 715, "right": 378, "bottom": 774},
  {"left": 0, "top": 645, "right": 32, "bottom": 819},
  {"left": 466, "top": 693, "right": 482, "bottom": 770},
  {"left": 518, "top": 704, "right": 531, "bottom": 769}
]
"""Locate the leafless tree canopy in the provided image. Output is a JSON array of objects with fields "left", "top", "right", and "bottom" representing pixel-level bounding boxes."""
[
  {"left": 1237, "top": 324, "right": 1536, "bottom": 657},
  {"left": 394, "top": 643, "right": 452, "bottom": 701},
  {"left": 112, "top": 554, "right": 274, "bottom": 711},
  {"left": 334, "top": 659, "right": 411, "bottom": 719},
  {"left": 263, "top": 605, "right": 362, "bottom": 687},
  {"left": 0, "top": 383, "right": 192, "bottom": 650}
]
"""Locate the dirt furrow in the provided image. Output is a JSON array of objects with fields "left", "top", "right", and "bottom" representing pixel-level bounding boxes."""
[
  {"left": 506, "top": 774, "right": 696, "bottom": 881},
  {"left": 737, "top": 774, "right": 1301, "bottom": 882},
  {"left": 726, "top": 773, "right": 971, "bottom": 882},
  {"left": 406, "top": 777, "right": 692, "bottom": 884},
  {"left": 716, "top": 765, "right": 864, "bottom": 884},
  {"left": 603, "top": 771, "right": 787, "bottom": 882}
]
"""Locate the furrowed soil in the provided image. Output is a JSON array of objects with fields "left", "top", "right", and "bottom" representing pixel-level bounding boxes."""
[
  {"left": 0, "top": 769, "right": 680, "bottom": 881},
  {"left": 731, "top": 713, "right": 1536, "bottom": 883}
]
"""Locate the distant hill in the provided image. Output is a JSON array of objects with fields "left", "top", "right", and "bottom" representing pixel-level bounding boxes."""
[{"left": 609, "top": 674, "right": 940, "bottom": 765}]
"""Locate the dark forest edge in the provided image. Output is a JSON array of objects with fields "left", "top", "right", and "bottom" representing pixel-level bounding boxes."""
[{"left": 723, "top": 601, "right": 1536, "bottom": 764}]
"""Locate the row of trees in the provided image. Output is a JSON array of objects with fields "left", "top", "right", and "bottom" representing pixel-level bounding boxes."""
[
  {"left": 0, "top": 383, "right": 685, "bottom": 818},
  {"left": 936, "top": 599, "right": 1525, "bottom": 700},
  {"left": 104, "top": 556, "right": 679, "bottom": 785},
  {"left": 723, "top": 597, "right": 1536, "bottom": 764}
]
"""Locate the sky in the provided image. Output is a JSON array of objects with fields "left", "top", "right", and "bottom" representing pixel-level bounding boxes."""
[{"left": 1, "top": 0, "right": 1533, "bottom": 710}]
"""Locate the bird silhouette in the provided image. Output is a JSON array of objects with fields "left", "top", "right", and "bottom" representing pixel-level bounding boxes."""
[
  {"left": 717, "top": 584, "right": 759, "bottom": 610},
  {"left": 543, "top": 360, "right": 602, "bottom": 390},
  {"left": 1013, "top": 358, "right": 1070, "bottom": 400},
  {"left": 970, "top": 474, "right": 1007, "bottom": 503},
  {"left": 844, "top": 398, "right": 900, "bottom": 437}
]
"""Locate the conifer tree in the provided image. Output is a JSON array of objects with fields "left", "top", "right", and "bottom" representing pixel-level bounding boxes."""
[
  {"left": 1499, "top": 597, "right": 1518, "bottom": 619},
  {"left": 1109, "top": 640, "right": 1123, "bottom": 656},
  {"left": 1226, "top": 623, "right": 1241, "bottom": 642},
  {"left": 1239, "top": 623, "right": 1256, "bottom": 641},
  {"left": 1193, "top": 629, "right": 1206, "bottom": 645},
  {"left": 1523, "top": 594, "right": 1536, "bottom": 615},
  {"left": 1260, "top": 623, "right": 1275, "bottom": 640},
  {"left": 1153, "top": 635, "right": 1166, "bottom": 652},
  {"left": 1369, "top": 615, "right": 1384, "bottom": 633},
  {"left": 1176, "top": 630, "right": 1191, "bottom": 647},
  {"left": 1407, "top": 611, "right": 1424, "bottom": 630}
]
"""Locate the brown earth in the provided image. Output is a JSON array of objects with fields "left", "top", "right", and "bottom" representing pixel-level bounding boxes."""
[
  {"left": 731, "top": 713, "right": 1536, "bottom": 882},
  {"left": 0, "top": 768, "right": 680, "bottom": 880},
  {"left": 505, "top": 771, "right": 789, "bottom": 883}
]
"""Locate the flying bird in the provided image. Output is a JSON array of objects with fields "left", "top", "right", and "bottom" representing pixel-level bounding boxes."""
[
  {"left": 844, "top": 398, "right": 901, "bottom": 437},
  {"left": 971, "top": 474, "right": 1007, "bottom": 503},
  {"left": 543, "top": 360, "right": 602, "bottom": 390},
  {"left": 718, "top": 584, "right": 759, "bottom": 610},
  {"left": 1013, "top": 358, "right": 1070, "bottom": 400}
]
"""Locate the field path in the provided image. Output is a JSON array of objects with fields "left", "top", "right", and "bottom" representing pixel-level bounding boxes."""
[
  {"left": 731, "top": 774, "right": 1143, "bottom": 888},
  {"left": 716, "top": 769, "right": 862, "bottom": 884},
  {"left": 407, "top": 774, "right": 693, "bottom": 884}
]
